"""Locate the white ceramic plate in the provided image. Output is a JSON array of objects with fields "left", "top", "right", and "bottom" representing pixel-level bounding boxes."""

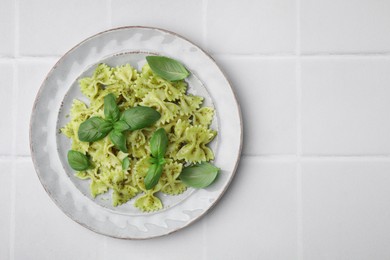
[{"left": 30, "top": 26, "right": 242, "bottom": 239}]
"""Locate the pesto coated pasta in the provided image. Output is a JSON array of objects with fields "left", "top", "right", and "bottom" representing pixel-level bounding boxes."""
[{"left": 61, "top": 62, "right": 217, "bottom": 212}]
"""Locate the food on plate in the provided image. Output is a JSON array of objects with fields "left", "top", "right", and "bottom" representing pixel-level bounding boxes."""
[{"left": 61, "top": 56, "right": 219, "bottom": 212}]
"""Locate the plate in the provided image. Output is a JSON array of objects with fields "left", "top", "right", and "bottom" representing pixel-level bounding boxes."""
[{"left": 30, "top": 26, "right": 242, "bottom": 239}]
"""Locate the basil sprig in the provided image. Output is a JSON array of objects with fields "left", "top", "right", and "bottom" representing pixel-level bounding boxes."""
[
  {"left": 77, "top": 93, "right": 160, "bottom": 152},
  {"left": 144, "top": 128, "right": 168, "bottom": 190},
  {"left": 146, "top": 56, "right": 189, "bottom": 82},
  {"left": 114, "top": 120, "right": 130, "bottom": 132},
  {"left": 104, "top": 93, "right": 120, "bottom": 122},
  {"left": 67, "top": 150, "right": 90, "bottom": 171},
  {"left": 69, "top": 93, "right": 161, "bottom": 171},
  {"left": 122, "top": 157, "right": 130, "bottom": 171},
  {"left": 150, "top": 127, "right": 168, "bottom": 159},
  {"left": 120, "top": 106, "right": 161, "bottom": 131},
  {"left": 109, "top": 130, "right": 127, "bottom": 153},
  {"left": 144, "top": 128, "right": 220, "bottom": 190},
  {"left": 78, "top": 117, "right": 113, "bottom": 142},
  {"left": 179, "top": 162, "right": 219, "bottom": 188},
  {"left": 144, "top": 163, "right": 164, "bottom": 190}
]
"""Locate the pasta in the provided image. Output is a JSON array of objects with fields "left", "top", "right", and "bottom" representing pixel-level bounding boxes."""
[{"left": 62, "top": 62, "right": 217, "bottom": 212}]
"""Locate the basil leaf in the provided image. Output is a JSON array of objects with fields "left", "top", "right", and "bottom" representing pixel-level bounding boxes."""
[
  {"left": 158, "top": 157, "right": 166, "bottom": 165},
  {"left": 149, "top": 157, "right": 166, "bottom": 166},
  {"left": 114, "top": 120, "right": 131, "bottom": 132},
  {"left": 67, "top": 150, "right": 90, "bottom": 171},
  {"left": 109, "top": 130, "right": 127, "bottom": 153},
  {"left": 150, "top": 128, "right": 168, "bottom": 159},
  {"left": 120, "top": 106, "right": 160, "bottom": 131},
  {"left": 78, "top": 117, "right": 112, "bottom": 142},
  {"left": 144, "top": 163, "right": 163, "bottom": 190},
  {"left": 104, "top": 93, "right": 120, "bottom": 123},
  {"left": 122, "top": 157, "right": 130, "bottom": 171},
  {"left": 149, "top": 157, "right": 159, "bottom": 165},
  {"left": 146, "top": 56, "right": 189, "bottom": 82},
  {"left": 179, "top": 162, "right": 219, "bottom": 188}
]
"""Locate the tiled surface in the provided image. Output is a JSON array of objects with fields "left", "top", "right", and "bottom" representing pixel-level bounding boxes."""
[
  {"left": 19, "top": 0, "right": 109, "bottom": 56},
  {"left": 0, "top": 62, "right": 14, "bottom": 155},
  {"left": 203, "top": 158, "right": 298, "bottom": 259},
  {"left": 302, "top": 58, "right": 390, "bottom": 155},
  {"left": 302, "top": 161, "right": 390, "bottom": 260},
  {"left": 14, "top": 160, "right": 105, "bottom": 260},
  {"left": 0, "top": 0, "right": 15, "bottom": 56},
  {"left": 0, "top": 161, "right": 12, "bottom": 260},
  {"left": 301, "top": 0, "right": 390, "bottom": 53},
  {"left": 15, "top": 59, "right": 57, "bottom": 155},
  {"left": 1, "top": 0, "right": 390, "bottom": 259},
  {"left": 215, "top": 56, "right": 297, "bottom": 155},
  {"left": 111, "top": 0, "right": 204, "bottom": 46},
  {"left": 105, "top": 219, "right": 205, "bottom": 260},
  {"left": 207, "top": 0, "right": 297, "bottom": 54}
]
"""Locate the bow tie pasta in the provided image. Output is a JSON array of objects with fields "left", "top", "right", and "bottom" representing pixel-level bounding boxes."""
[{"left": 61, "top": 61, "right": 217, "bottom": 212}]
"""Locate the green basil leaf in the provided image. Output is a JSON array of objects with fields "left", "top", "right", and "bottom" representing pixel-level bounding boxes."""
[
  {"left": 120, "top": 106, "right": 160, "bottom": 131},
  {"left": 179, "top": 162, "right": 219, "bottom": 188},
  {"left": 113, "top": 120, "right": 131, "bottom": 132},
  {"left": 109, "top": 130, "right": 127, "bottom": 153},
  {"left": 149, "top": 157, "right": 159, "bottom": 165},
  {"left": 122, "top": 157, "right": 130, "bottom": 171},
  {"left": 104, "top": 93, "right": 120, "bottom": 122},
  {"left": 146, "top": 56, "right": 189, "bottom": 82},
  {"left": 78, "top": 117, "right": 112, "bottom": 142},
  {"left": 150, "top": 128, "right": 168, "bottom": 159},
  {"left": 158, "top": 157, "right": 166, "bottom": 166},
  {"left": 67, "top": 150, "right": 90, "bottom": 171},
  {"left": 144, "top": 163, "right": 163, "bottom": 190}
]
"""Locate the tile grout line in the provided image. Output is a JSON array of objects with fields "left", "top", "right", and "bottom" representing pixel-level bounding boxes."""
[
  {"left": 238, "top": 154, "right": 390, "bottom": 159},
  {"left": 9, "top": 162, "right": 16, "bottom": 260},
  {"left": 296, "top": 0, "right": 303, "bottom": 259},
  {"left": 14, "top": 0, "right": 19, "bottom": 58},
  {"left": 202, "top": 219, "right": 207, "bottom": 260},
  {"left": 195, "top": 53, "right": 390, "bottom": 58},
  {"left": 102, "top": 237, "right": 108, "bottom": 260},
  {"left": 0, "top": 56, "right": 61, "bottom": 62},
  {"left": 9, "top": 64, "right": 19, "bottom": 260},
  {"left": 107, "top": 0, "right": 112, "bottom": 28},
  {"left": 301, "top": 155, "right": 390, "bottom": 162},
  {"left": 301, "top": 52, "right": 390, "bottom": 56},
  {"left": 242, "top": 154, "right": 299, "bottom": 162},
  {"left": 9, "top": 0, "right": 20, "bottom": 257},
  {"left": 201, "top": 0, "right": 208, "bottom": 51},
  {"left": 8, "top": 62, "right": 17, "bottom": 260},
  {"left": 0, "top": 155, "right": 31, "bottom": 161}
]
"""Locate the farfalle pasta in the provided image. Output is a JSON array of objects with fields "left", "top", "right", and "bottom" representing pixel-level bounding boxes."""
[{"left": 62, "top": 62, "right": 217, "bottom": 212}]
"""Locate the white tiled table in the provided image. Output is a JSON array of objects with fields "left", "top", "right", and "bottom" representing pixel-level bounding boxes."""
[{"left": 1, "top": 0, "right": 390, "bottom": 259}]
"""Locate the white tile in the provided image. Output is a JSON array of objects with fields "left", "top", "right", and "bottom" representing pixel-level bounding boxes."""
[
  {"left": 19, "top": 0, "right": 109, "bottom": 56},
  {"left": 0, "top": 161, "right": 13, "bottom": 260},
  {"left": 105, "top": 219, "right": 205, "bottom": 260},
  {"left": 15, "top": 59, "right": 57, "bottom": 155},
  {"left": 0, "top": 62, "right": 14, "bottom": 155},
  {"left": 302, "top": 58, "right": 390, "bottom": 155},
  {"left": 111, "top": 0, "right": 203, "bottom": 46},
  {"left": 207, "top": 0, "right": 296, "bottom": 54},
  {"left": 215, "top": 56, "right": 297, "bottom": 155},
  {"left": 203, "top": 157, "right": 298, "bottom": 259},
  {"left": 14, "top": 160, "right": 105, "bottom": 260},
  {"left": 302, "top": 160, "right": 390, "bottom": 260},
  {"left": 0, "top": 0, "right": 15, "bottom": 56},
  {"left": 301, "top": 0, "right": 390, "bottom": 53}
]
